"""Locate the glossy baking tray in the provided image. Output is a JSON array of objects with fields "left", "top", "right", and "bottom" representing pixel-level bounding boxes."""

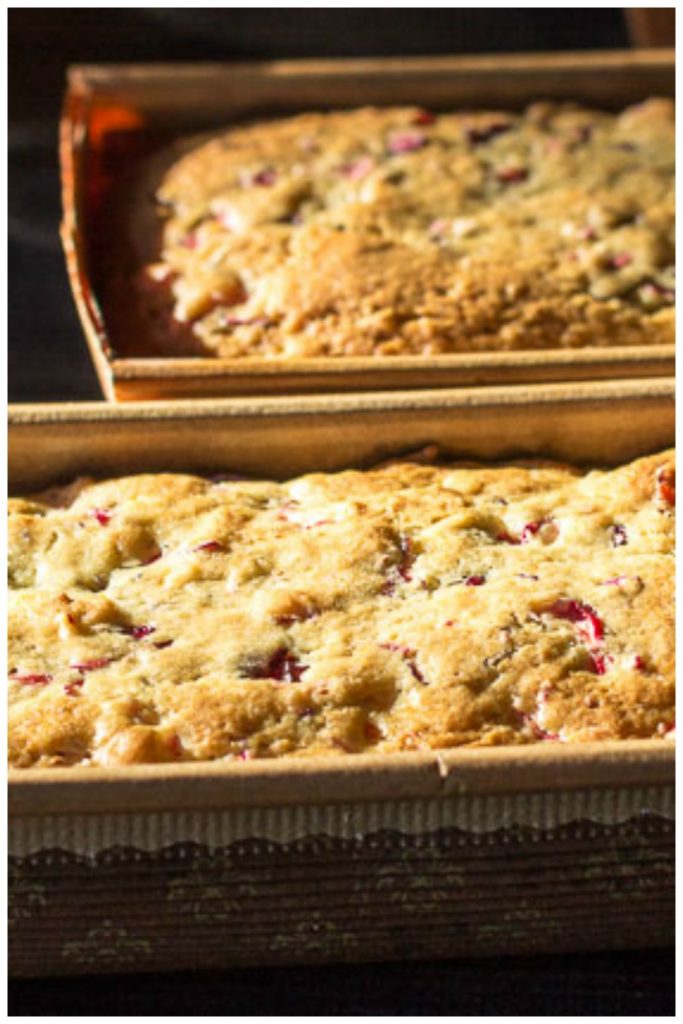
[
  {"left": 8, "top": 379, "right": 675, "bottom": 975},
  {"left": 60, "top": 50, "right": 675, "bottom": 401}
]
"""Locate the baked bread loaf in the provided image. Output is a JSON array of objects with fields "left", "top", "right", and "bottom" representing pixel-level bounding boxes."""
[
  {"left": 132, "top": 100, "right": 675, "bottom": 358},
  {"left": 8, "top": 450, "right": 675, "bottom": 767}
]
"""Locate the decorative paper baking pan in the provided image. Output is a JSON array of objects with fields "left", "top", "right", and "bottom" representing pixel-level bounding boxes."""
[
  {"left": 9, "top": 379, "right": 675, "bottom": 976},
  {"left": 60, "top": 50, "right": 675, "bottom": 401}
]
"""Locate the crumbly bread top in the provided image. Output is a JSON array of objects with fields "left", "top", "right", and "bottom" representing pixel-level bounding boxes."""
[
  {"left": 8, "top": 451, "right": 675, "bottom": 768},
  {"left": 135, "top": 101, "right": 675, "bottom": 358}
]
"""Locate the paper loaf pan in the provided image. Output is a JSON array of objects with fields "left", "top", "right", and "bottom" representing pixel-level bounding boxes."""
[
  {"left": 60, "top": 50, "right": 674, "bottom": 400},
  {"left": 8, "top": 380, "right": 675, "bottom": 974}
]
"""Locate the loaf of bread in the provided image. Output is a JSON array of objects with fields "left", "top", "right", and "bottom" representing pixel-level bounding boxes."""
[
  {"left": 8, "top": 450, "right": 675, "bottom": 767},
  {"left": 132, "top": 101, "right": 675, "bottom": 358}
]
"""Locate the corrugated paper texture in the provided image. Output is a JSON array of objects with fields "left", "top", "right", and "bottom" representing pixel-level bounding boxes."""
[
  {"left": 9, "top": 784, "right": 674, "bottom": 856},
  {"left": 10, "top": 812, "right": 674, "bottom": 975}
]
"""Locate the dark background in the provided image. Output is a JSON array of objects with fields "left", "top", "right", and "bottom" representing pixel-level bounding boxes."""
[{"left": 8, "top": 8, "right": 674, "bottom": 1017}]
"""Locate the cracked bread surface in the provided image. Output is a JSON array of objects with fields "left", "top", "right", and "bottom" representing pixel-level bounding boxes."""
[
  {"left": 133, "top": 100, "right": 675, "bottom": 358},
  {"left": 8, "top": 450, "right": 675, "bottom": 768}
]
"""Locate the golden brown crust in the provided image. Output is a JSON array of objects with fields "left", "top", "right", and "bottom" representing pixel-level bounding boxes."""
[
  {"left": 131, "top": 101, "right": 674, "bottom": 358},
  {"left": 8, "top": 451, "right": 675, "bottom": 767}
]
